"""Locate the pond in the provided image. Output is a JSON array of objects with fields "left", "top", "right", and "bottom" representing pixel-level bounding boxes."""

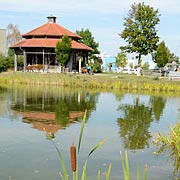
[{"left": 0, "top": 85, "right": 179, "bottom": 180}]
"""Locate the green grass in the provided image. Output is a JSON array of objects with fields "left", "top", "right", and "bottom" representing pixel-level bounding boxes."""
[{"left": 1, "top": 71, "right": 180, "bottom": 92}]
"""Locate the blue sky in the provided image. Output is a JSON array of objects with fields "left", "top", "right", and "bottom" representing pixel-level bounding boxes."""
[{"left": 0, "top": 0, "right": 180, "bottom": 62}]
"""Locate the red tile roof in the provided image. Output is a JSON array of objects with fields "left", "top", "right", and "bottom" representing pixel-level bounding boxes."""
[
  {"left": 23, "top": 22, "right": 81, "bottom": 39},
  {"left": 11, "top": 38, "right": 93, "bottom": 51},
  {"left": 10, "top": 19, "right": 93, "bottom": 51}
]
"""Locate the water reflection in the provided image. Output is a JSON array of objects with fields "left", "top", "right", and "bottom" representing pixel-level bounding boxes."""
[
  {"left": 10, "top": 86, "right": 99, "bottom": 136},
  {"left": 1, "top": 86, "right": 180, "bottom": 179},
  {"left": 150, "top": 96, "right": 166, "bottom": 122},
  {"left": 0, "top": 87, "right": 9, "bottom": 116},
  {"left": 116, "top": 94, "right": 167, "bottom": 150}
]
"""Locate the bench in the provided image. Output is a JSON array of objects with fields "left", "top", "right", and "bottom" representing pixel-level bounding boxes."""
[
  {"left": 168, "top": 71, "right": 180, "bottom": 80},
  {"left": 26, "top": 64, "right": 43, "bottom": 72},
  {"left": 81, "top": 67, "right": 87, "bottom": 74}
]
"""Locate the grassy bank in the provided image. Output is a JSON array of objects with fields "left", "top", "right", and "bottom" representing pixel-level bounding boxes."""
[
  {"left": 0, "top": 71, "right": 180, "bottom": 92},
  {"left": 154, "top": 121, "right": 180, "bottom": 175}
]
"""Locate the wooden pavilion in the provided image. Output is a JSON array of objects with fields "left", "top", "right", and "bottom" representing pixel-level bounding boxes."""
[{"left": 10, "top": 15, "right": 93, "bottom": 72}]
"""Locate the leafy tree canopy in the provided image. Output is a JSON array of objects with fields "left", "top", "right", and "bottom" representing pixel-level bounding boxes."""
[
  {"left": 55, "top": 35, "right": 72, "bottom": 67},
  {"left": 141, "top": 62, "right": 150, "bottom": 70},
  {"left": 152, "top": 41, "right": 169, "bottom": 67},
  {"left": 120, "top": 2, "right": 160, "bottom": 64},
  {"left": 116, "top": 51, "right": 128, "bottom": 68},
  {"left": 167, "top": 51, "right": 179, "bottom": 64},
  {"left": 76, "top": 28, "right": 102, "bottom": 73},
  {"left": 76, "top": 28, "right": 100, "bottom": 60},
  {"left": 0, "top": 53, "right": 9, "bottom": 72},
  {"left": 152, "top": 41, "right": 179, "bottom": 68}
]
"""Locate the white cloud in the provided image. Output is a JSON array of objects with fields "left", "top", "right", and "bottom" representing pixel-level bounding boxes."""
[
  {"left": 0, "top": 0, "right": 180, "bottom": 57},
  {"left": 0, "top": 0, "right": 180, "bottom": 15}
]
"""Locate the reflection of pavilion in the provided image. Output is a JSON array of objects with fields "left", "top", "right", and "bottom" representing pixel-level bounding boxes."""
[
  {"left": 14, "top": 110, "right": 85, "bottom": 134},
  {"left": 0, "top": 99, "right": 9, "bottom": 116}
]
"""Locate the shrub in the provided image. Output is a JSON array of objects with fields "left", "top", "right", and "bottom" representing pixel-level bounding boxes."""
[{"left": 154, "top": 122, "right": 180, "bottom": 174}]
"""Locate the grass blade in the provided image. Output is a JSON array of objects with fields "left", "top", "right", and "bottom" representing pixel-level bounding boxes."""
[
  {"left": 88, "top": 138, "right": 106, "bottom": 157},
  {"left": 137, "top": 165, "right": 140, "bottom": 180},
  {"left": 144, "top": 164, "right": 148, "bottom": 180},
  {"left": 98, "top": 170, "right": 101, "bottom": 180},
  {"left": 78, "top": 109, "right": 87, "bottom": 154},
  {"left": 106, "top": 163, "right": 112, "bottom": 180},
  {"left": 125, "top": 151, "right": 130, "bottom": 179},
  {"left": 120, "top": 151, "right": 129, "bottom": 180},
  {"left": 81, "top": 161, "right": 88, "bottom": 180},
  {"left": 52, "top": 140, "right": 68, "bottom": 180}
]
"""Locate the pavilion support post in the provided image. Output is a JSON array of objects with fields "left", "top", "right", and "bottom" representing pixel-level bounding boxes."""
[
  {"left": 86, "top": 54, "right": 88, "bottom": 64},
  {"left": 43, "top": 49, "right": 45, "bottom": 72},
  {"left": 23, "top": 51, "right": 26, "bottom": 72},
  {"left": 79, "top": 57, "right": 82, "bottom": 73},
  {"left": 14, "top": 53, "right": 17, "bottom": 72}
]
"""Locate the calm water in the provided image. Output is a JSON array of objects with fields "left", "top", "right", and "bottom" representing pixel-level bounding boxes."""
[{"left": 0, "top": 85, "right": 180, "bottom": 180}]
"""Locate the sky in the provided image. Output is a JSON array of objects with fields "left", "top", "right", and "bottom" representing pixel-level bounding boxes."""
[{"left": 0, "top": 0, "right": 180, "bottom": 64}]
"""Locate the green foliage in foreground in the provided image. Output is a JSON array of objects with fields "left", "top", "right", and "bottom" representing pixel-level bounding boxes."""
[
  {"left": 154, "top": 121, "right": 180, "bottom": 174},
  {"left": 47, "top": 110, "right": 147, "bottom": 180}
]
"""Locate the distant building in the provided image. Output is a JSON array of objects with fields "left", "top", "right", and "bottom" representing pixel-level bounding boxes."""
[
  {"left": 101, "top": 54, "right": 116, "bottom": 72},
  {"left": 101, "top": 53, "right": 138, "bottom": 72},
  {"left": 0, "top": 29, "right": 6, "bottom": 55}
]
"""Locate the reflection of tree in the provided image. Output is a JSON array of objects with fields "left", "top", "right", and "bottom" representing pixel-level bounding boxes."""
[
  {"left": 54, "top": 92, "right": 96, "bottom": 127},
  {"left": 150, "top": 96, "right": 166, "bottom": 122},
  {"left": 55, "top": 101, "right": 70, "bottom": 127},
  {"left": 117, "top": 99, "right": 152, "bottom": 150}
]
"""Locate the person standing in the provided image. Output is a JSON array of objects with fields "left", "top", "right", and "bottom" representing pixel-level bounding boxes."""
[
  {"left": 136, "top": 65, "right": 142, "bottom": 76},
  {"left": 86, "top": 64, "right": 91, "bottom": 75}
]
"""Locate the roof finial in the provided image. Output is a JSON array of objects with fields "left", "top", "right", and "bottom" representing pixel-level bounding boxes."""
[{"left": 47, "top": 14, "right": 57, "bottom": 23}]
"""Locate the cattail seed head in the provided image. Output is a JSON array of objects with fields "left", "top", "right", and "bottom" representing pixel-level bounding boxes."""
[{"left": 70, "top": 144, "right": 76, "bottom": 172}]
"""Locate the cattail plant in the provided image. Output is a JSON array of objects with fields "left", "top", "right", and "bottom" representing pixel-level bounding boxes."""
[{"left": 70, "top": 143, "right": 76, "bottom": 172}]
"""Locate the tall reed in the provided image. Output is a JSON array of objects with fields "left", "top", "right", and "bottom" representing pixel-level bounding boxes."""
[
  {"left": 120, "top": 151, "right": 147, "bottom": 180},
  {"left": 47, "top": 109, "right": 148, "bottom": 180},
  {"left": 48, "top": 109, "right": 106, "bottom": 180}
]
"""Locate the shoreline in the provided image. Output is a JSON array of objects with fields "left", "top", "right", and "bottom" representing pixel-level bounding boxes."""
[{"left": 0, "top": 71, "right": 180, "bottom": 92}]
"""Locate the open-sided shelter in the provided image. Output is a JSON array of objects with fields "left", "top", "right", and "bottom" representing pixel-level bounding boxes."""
[{"left": 10, "top": 15, "right": 93, "bottom": 72}]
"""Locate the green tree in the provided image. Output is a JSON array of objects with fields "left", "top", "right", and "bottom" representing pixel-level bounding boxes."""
[
  {"left": 76, "top": 29, "right": 102, "bottom": 72},
  {"left": 116, "top": 51, "right": 128, "bottom": 68},
  {"left": 55, "top": 35, "right": 72, "bottom": 69},
  {"left": 152, "top": 41, "right": 179, "bottom": 66},
  {"left": 167, "top": 51, "right": 179, "bottom": 64},
  {"left": 0, "top": 53, "right": 8, "bottom": 72},
  {"left": 6, "top": 48, "right": 23, "bottom": 70},
  {"left": 142, "top": 62, "right": 150, "bottom": 70},
  {"left": 153, "top": 41, "right": 169, "bottom": 68},
  {"left": 120, "top": 2, "right": 160, "bottom": 64},
  {"left": 76, "top": 28, "right": 100, "bottom": 60}
]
